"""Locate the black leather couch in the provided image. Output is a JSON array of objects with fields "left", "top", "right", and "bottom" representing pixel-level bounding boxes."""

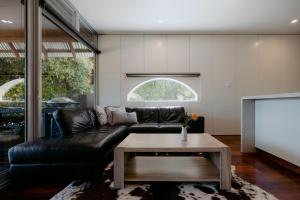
[
  {"left": 8, "top": 106, "right": 204, "bottom": 179},
  {"left": 126, "top": 107, "right": 204, "bottom": 133}
]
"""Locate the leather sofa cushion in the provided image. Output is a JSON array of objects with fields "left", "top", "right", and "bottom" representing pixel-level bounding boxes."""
[
  {"left": 158, "top": 123, "right": 183, "bottom": 133},
  {"left": 127, "top": 123, "right": 160, "bottom": 133},
  {"left": 126, "top": 107, "right": 159, "bottom": 123},
  {"left": 8, "top": 125, "right": 127, "bottom": 164},
  {"left": 158, "top": 107, "right": 185, "bottom": 123},
  {"left": 58, "top": 108, "right": 97, "bottom": 135},
  {"left": 127, "top": 123, "right": 184, "bottom": 133},
  {"left": 9, "top": 163, "right": 99, "bottom": 179}
]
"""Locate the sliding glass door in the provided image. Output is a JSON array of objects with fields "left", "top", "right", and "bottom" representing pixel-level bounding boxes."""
[
  {"left": 41, "top": 16, "right": 96, "bottom": 136},
  {"left": 0, "top": 1, "right": 98, "bottom": 174},
  {"left": 0, "top": 0, "right": 26, "bottom": 173}
]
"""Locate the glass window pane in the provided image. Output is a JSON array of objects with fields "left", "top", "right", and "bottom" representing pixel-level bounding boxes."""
[
  {"left": 0, "top": 0, "right": 25, "bottom": 173},
  {"left": 127, "top": 78, "right": 198, "bottom": 102},
  {"left": 41, "top": 16, "right": 96, "bottom": 137}
]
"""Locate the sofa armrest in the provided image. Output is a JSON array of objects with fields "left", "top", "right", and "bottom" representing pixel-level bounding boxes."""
[{"left": 188, "top": 116, "right": 205, "bottom": 133}]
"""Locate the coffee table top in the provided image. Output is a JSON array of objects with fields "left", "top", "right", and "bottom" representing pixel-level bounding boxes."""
[{"left": 117, "top": 133, "right": 228, "bottom": 152}]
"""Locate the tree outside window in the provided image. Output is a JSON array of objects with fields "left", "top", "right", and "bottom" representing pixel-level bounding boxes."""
[{"left": 127, "top": 78, "right": 198, "bottom": 102}]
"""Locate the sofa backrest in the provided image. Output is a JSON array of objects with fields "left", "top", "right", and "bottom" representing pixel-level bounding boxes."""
[
  {"left": 158, "top": 107, "right": 185, "bottom": 123},
  {"left": 53, "top": 107, "right": 98, "bottom": 136},
  {"left": 126, "top": 106, "right": 185, "bottom": 123},
  {"left": 126, "top": 107, "right": 159, "bottom": 123}
]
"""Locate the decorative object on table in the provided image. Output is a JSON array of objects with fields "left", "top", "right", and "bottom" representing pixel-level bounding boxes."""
[
  {"left": 181, "top": 112, "right": 200, "bottom": 141},
  {"left": 181, "top": 126, "right": 188, "bottom": 141}
]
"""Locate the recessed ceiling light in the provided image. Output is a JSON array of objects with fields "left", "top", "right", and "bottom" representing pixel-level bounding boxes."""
[
  {"left": 157, "top": 20, "right": 164, "bottom": 24},
  {"left": 1, "top": 19, "right": 13, "bottom": 24},
  {"left": 291, "top": 19, "right": 298, "bottom": 24}
]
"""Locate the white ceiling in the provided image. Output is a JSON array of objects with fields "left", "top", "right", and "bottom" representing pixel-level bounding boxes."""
[{"left": 70, "top": 0, "right": 300, "bottom": 34}]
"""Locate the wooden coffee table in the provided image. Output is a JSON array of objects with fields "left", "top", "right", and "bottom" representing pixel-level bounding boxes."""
[{"left": 114, "top": 133, "right": 231, "bottom": 190}]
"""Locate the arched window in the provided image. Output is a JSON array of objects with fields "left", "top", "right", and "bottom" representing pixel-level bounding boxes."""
[{"left": 127, "top": 78, "right": 198, "bottom": 102}]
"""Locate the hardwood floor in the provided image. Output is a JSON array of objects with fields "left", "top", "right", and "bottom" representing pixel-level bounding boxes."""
[
  {"left": 0, "top": 135, "right": 299, "bottom": 199},
  {"left": 215, "top": 135, "right": 300, "bottom": 200}
]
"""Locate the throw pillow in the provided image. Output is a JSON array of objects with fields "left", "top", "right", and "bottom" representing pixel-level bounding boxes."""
[
  {"left": 111, "top": 111, "right": 138, "bottom": 126},
  {"left": 105, "top": 106, "right": 126, "bottom": 125},
  {"left": 94, "top": 105, "right": 108, "bottom": 126}
]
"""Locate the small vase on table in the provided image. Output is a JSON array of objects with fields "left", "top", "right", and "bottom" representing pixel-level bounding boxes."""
[
  {"left": 181, "top": 112, "right": 191, "bottom": 142},
  {"left": 181, "top": 126, "right": 187, "bottom": 142}
]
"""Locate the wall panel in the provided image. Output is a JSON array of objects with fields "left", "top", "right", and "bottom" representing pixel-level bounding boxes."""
[
  {"left": 255, "top": 98, "right": 300, "bottom": 166},
  {"left": 167, "top": 35, "right": 189, "bottom": 72},
  {"left": 121, "top": 35, "right": 144, "bottom": 73},
  {"left": 98, "top": 34, "right": 300, "bottom": 135},
  {"left": 145, "top": 35, "right": 167, "bottom": 72},
  {"left": 98, "top": 35, "right": 121, "bottom": 106}
]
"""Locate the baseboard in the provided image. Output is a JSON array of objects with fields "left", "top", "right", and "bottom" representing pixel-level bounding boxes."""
[
  {"left": 256, "top": 148, "right": 300, "bottom": 175},
  {"left": 0, "top": 169, "right": 11, "bottom": 190}
]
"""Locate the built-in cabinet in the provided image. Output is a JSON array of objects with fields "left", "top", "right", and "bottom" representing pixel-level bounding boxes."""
[
  {"left": 121, "top": 35, "right": 144, "bottom": 73},
  {"left": 98, "top": 34, "right": 300, "bottom": 135},
  {"left": 145, "top": 35, "right": 167, "bottom": 72},
  {"left": 99, "top": 35, "right": 122, "bottom": 106},
  {"left": 167, "top": 35, "right": 189, "bottom": 72}
]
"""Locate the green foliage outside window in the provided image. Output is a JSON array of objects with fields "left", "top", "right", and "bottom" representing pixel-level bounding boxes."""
[
  {"left": 4, "top": 83, "right": 24, "bottom": 101},
  {"left": 128, "top": 78, "right": 197, "bottom": 102},
  {"left": 41, "top": 57, "right": 93, "bottom": 100},
  {"left": 0, "top": 58, "right": 24, "bottom": 85},
  {"left": 1, "top": 57, "right": 94, "bottom": 102}
]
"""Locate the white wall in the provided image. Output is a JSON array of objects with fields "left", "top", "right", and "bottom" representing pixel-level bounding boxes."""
[
  {"left": 98, "top": 34, "right": 300, "bottom": 135},
  {"left": 255, "top": 98, "right": 300, "bottom": 166}
]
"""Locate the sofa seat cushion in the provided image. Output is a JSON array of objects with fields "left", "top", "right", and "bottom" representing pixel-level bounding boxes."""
[
  {"left": 127, "top": 123, "right": 160, "bottom": 133},
  {"left": 158, "top": 123, "right": 183, "bottom": 133},
  {"left": 8, "top": 125, "right": 127, "bottom": 164}
]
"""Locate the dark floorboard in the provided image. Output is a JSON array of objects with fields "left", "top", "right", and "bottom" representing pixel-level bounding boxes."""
[{"left": 0, "top": 135, "right": 299, "bottom": 199}]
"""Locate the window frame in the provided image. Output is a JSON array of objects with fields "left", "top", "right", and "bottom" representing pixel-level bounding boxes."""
[{"left": 127, "top": 77, "right": 198, "bottom": 102}]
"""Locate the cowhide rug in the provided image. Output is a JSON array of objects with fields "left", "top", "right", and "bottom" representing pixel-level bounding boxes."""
[{"left": 51, "top": 162, "right": 278, "bottom": 200}]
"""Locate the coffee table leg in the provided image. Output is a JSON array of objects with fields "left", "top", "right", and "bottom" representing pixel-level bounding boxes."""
[
  {"left": 114, "top": 147, "right": 124, "bottom": 189},
  {"left": 220, "top": 148, "right": 231, "bottom": 190}
]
